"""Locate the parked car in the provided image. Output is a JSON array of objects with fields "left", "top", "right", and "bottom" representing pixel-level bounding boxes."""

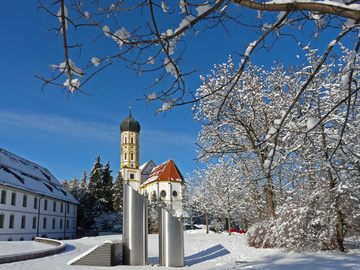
[
  {"left": 230, "top": 228, "right": 246, "bottom": 234},
  {"left": 185, "top": 225, "right": 201, "bottom": 230}
]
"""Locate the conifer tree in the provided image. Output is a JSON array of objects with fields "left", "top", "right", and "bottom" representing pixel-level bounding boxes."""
[
  {"left": 79, "top": 170, "right": 87, "bottom": 198},
  {"left": 102, "top": 161, "right": 114, "bottom": 209},
  {"left": 112, "top": 171, "right": 124, "bottom": 213},
  {"left": 69, "top": 177, "right": 80, "bottom": 200},
  {"left": 88, "top": 155, "right": 103, "bottom": 200},
  {"left": 62, "top": 179, "right": 70, "bottom": 190}
]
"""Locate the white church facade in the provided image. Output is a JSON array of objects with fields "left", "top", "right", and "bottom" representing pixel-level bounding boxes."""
[
  {"left": 0, "top": 148, "right": 78, "bottom": 241},
  {"left": 119, "top": 112, "right": 185, "bottom": 213}
]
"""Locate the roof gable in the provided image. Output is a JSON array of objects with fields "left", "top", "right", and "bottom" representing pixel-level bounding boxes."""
[
  {"left": 141, "top": 159, "right": 184, "bottom": 187},
  {"left": 0, "top": 148, "right": 78, "bottom": 204}
]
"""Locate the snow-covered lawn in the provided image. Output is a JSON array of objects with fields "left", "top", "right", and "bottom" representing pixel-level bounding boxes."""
[{"left": 0, "top": 230, "right": 359, "bottom": 270}]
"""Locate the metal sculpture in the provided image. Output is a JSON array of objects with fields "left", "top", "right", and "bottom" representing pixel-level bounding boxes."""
[
  {"left": 122, "top": 184, "right": 148, "bottom": 265},
  {"left": 159, "top": 207, "right": 184, "bottom": 267}
]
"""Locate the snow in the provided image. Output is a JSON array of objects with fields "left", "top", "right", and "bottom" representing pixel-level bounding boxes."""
[
  {"left": 112, "top": 27, "right": 130, "bottom": 49},
  {"left": 147, "top": 92, "right": 157, "bottom": 101},
  {"left": 196, "top": 2, "right": 211, "bottom": 17},
  {"left": 175, "top": 15, "right": 196, "bottom": 33},
  {"left": 63, "top": 78, "right": 80, "bottom": 93},
  {"left": 161, "top": 1, "right": 169, "bottom": 13},
  {"left": 0, "top": 148, "right": 78, "bottom": 204},
  {"left": 91, "top": 57, "right": 101, "bottom": 67},
  {"left": 0, "top": 231, "right": 359, "bottom": 269},
  {"left": 103, "top": 25, "right": 111, "bottom": 38},
  {"left": 306, "top": 118, "right": 319, "bottom": 131},
  {"left": 245, "top": 41, "right": 257, "bottom": 57}
]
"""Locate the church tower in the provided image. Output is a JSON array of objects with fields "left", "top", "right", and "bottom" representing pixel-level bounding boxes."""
[{"left": 120, "top": 110, "right": 141, "bottom": 191}]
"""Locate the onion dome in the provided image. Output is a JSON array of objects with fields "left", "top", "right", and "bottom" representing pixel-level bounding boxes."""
[{"left": 120, "top": 112, "right": 141, "bottom": 133}]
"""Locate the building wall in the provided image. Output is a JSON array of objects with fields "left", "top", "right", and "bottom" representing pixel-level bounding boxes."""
[
  {"left": 143, "top": 181, "right": 183, "bottom": 212},
  {"left": 0, "top": 185, "right": 77, "bottom": 241}
]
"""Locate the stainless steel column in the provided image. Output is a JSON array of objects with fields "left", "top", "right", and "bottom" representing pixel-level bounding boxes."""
[
  {"left": 159, "top": 208, "right": 184, "bottom": 267},
  {"left": 123, "top": 183, "right": 148, "bottom": 265}
]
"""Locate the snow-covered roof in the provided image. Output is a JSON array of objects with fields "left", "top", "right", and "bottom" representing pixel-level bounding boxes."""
[
  {"left": 141, "top": 159, "right": 184, "bottom": 187},
  {"left": 0, "top": 148, "right": 78, "bottom": 204}
]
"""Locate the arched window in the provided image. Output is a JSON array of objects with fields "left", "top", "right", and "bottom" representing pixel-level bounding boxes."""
[
  {"left": 130, "top": 153, "right": 134, "bottom": 160},
  {"left": 172, "top": 190, "right": 178, "bottom": 197},
  {"left": 130, "top": 137, "right": 134, "bottom": 144},
  {"left": 160, "top": 190, "right": 166, "bottom": 198},
  {"left": 124, "top": 153, "right": 127, "bottom": 160},
  {"left": 124, "top": 137, "right": 127, "bottom": 144}
]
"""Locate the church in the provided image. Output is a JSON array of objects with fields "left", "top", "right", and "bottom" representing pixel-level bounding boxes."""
[{"left": 119, "top": 111, "right": 185, "bottom": 213}]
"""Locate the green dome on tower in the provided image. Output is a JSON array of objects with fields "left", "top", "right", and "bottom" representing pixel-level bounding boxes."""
[{"left": 120, "top": 112, "right": 141, "bottom": 133}]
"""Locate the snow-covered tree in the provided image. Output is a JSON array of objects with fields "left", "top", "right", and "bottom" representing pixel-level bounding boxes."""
[
  {"left": 68, "top": 177, "right": 80, "bottom": 200},
  {"left": 194, "top": 58, "right": 296, "bottom": 218},
  {"left": 79, "top": 170, "right": 87, "bottom": 197},
  {"left": 189, "top": 158, "right": 246, "bottom": 235},
  {"left": 102, "top": 161, "right": 114, "bottom": 210},
  {"left": 61, "top": 179, "right": 69, "bottom": 190},
  {"left": 39, "top": 0, "right": 360, "bottom": 118},
  {"left": 88, "top": 155, "right": 104, "bottom": 200},
  {"left": 112, "top": 170, "right": 124, "bottom": 213},
  {"left": 194, "top": 48, "right": 360, "bottom": 251}
]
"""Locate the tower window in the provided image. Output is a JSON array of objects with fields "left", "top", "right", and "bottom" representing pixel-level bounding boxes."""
[
  {"left": 130, "top": 153, "right": 134, "bottom": 160},
  {"left": 124, "top": 153, "right": 127, "bottom": 160},
  {"left": 173, "top": 190, "right": 178, "bottom": 197},
  {"left": 130, "top": 137, "right": 134, "bottom": 144},
  {"left": 124, "top": 137, "right": 127, "bottom": 144},
  {"left": 160, "top": 190, "right": 167, "bottom": 198},
  {"left": 130, "top": 174, "right": 135, "bottom": 180}
]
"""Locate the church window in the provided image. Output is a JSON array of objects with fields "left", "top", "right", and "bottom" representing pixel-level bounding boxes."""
[
  {"left": 173, "top": 190, "right": 178, "bottom": 197},
  {"left": 130, "top": 164, "right": 134, "bottom": 168},
  {"left": 130, "top": 137, "right": 134, "bottom": 144},
  {"left": 160, "top": 190, "right": 166, "bottom": 198},
  {"left": 130, "top": 174, "right": 135, "bottom": 180},
  {"left": 124, "top": 137, "right": 127, "bottom": 144},
  {"left": 130, "top": 153, "right": 134, "bottom": 160},
  {"left": 124, "top": 153, "right": 127, "bottom": 160}
]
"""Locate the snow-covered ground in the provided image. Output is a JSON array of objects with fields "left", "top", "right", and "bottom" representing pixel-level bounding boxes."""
[{"left": 0, "top": 230, "right": 359, "bottom": 270}]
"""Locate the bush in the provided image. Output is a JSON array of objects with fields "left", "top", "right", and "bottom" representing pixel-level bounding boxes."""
[{"left": 247, "top": 201, "right": 338, "bottom": 251}]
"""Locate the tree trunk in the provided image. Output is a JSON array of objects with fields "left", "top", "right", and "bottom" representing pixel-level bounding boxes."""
[
  {"left": 336, "top": 207, "right": 345, "bottom": 252},
  {"left": 228, "top": 212, "right": 231, "bottom": 236},
  {"left": 264, "top": 182, "right": 276, "bottom": 218},
  {"left": 205, "top": 212, "right": 209, "bottom": 234}
]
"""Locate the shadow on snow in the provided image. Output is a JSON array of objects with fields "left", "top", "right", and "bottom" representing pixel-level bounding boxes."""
[{"left": 185, "top": 244, "right": 230, "bottom": 266}]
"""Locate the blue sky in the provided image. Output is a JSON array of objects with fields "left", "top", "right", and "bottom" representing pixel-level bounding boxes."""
[{"left": 0, "top": 1, "right": 344, "bottom": 182}]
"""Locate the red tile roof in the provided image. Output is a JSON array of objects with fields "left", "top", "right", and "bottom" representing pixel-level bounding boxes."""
[{"left": 141, "top": 159, "right": 184, "bottom": 186}]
